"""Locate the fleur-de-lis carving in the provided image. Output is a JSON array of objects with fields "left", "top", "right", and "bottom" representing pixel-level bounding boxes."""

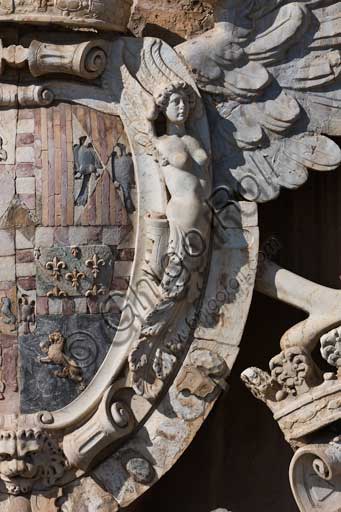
[
  {"left": 85, "top": 284, "right": 106, "bottom": 298},
  {"left": 47, "top": 287, "right": 68, "bottom": 298},
  {"left": 65, "top": 268, "right": 85, "bottom": 289},
  {"left": 46, "top": 257, "right": 66, "bottom": 280},
  {"left": 86, "top": 254, "right": 105, "bottom": 278}
]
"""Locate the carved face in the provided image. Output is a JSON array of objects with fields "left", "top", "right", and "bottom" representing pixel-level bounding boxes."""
[
  {"left": 0, "top": 431, "right": 66, "bottom": 495},
  {"left": 165, "top": 92, "right": 189, "bottom": 124}
]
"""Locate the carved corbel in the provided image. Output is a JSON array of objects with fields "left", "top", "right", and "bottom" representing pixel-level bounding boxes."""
[
  {"left": 63, "top": 386, "right": 135, "bottom": 471},
  {"left": 27, "top": 40, "right": 108, "bottom": 79},
  {"left": 0, "top": 84, "right": 54, "bottom": 107}
]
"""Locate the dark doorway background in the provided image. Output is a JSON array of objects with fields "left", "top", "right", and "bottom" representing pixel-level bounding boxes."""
[{"left": 126, "top": 165, "right": 341, "bottom": 512}]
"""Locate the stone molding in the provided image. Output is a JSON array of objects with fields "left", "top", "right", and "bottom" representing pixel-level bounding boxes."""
[{"left": 0, "top": 0, "right": 133, "bottom": 32}]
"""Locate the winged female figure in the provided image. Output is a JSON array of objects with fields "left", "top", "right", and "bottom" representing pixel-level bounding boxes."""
[{"left": 121, "top": 40, "right": 211, "bottom": 397}]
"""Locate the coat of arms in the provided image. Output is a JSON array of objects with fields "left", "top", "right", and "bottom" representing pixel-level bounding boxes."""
[{"left": 0, "top": 1, "right": 338, "bottom": 511}]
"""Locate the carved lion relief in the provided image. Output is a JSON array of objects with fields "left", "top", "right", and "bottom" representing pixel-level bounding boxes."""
[
  {"left": 0, "top": 17, "right": 256, "bottom": 510},
  {"left": 0, "top": 0, "right": 339, "bottom": 511}
]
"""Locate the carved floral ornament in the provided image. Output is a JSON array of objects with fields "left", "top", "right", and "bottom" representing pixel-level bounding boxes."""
[{"left": 0, "top": 1, "right": 339, "bottom": 511}]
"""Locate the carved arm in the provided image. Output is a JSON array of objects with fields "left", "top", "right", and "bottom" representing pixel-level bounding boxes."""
[{"left": 255, "top": 259, "right": 341, "bottom": 352}]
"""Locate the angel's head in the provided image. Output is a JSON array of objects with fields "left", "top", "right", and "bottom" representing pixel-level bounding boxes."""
[{"left": 154, "top": 81, "right": 196, "bottom": 125}]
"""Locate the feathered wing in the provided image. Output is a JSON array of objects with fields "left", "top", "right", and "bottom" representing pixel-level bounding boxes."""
[
  {"left": 120, "top": 63, "right": 156, "bottom": 158},
  {"left": 137, "top": 39, "right": 185, "bottom": 91},
  {"left": 122, "top": 40, "right": 208, "bottom": 399},
  {"left": 178, "top": 0, "right": 341, "bottom": 202},
  {"left": 120, "top": 39, "right": 186, "bottom": 158}
]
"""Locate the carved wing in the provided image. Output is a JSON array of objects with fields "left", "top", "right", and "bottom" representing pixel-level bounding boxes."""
[
  {"left": 120, "top": 64, "right": 156, "bottom": 158},
  {"left": 178, "top": 0, "right": 341, "bottom": 202}
]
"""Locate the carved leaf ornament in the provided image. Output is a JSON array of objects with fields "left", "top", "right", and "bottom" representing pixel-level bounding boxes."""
[{"left": 0, "top": 0, "right": 339, "bottom": 510}]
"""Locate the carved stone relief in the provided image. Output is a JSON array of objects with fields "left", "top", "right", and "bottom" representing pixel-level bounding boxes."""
[
  {"left": 0, "top": 0, "right": 338, "bottom": 510},
  {"left": 0, "top": 19, "right": 226, "bottom": 510}
]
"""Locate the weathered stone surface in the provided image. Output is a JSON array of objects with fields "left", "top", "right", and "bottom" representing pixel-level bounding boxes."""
[
  {"left": 37, "top": 245, "right": 114, "bottom": 298},
  {"left": 59, "top": 477, "right": 119, "bottom": 512},
  {"left": 20, "top": 314, "right": 117, "bottom": 413},
  {"left": 0, "top": 1, "right": 338, "bottom": 510},
  {"left": 129, "top": 0, "right": 214, "bottom": 44},
  {"left": 0, "top": 230, "right": 15, "bottom": 257}
]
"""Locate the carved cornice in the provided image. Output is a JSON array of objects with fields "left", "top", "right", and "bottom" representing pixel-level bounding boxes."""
[{"left": 0, "top": 0, "right": 132, "bottom": 32}]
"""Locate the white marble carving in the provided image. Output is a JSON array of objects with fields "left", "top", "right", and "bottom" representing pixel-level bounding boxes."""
[
  {"left": 0, "top": 0, "right": 340, "bottom": 510},
  {"left": 242, "top": 260, "right": 341, "bottom": 510},
  {"left": 178, "top": 1, "right": 341, "bottom": 202}
]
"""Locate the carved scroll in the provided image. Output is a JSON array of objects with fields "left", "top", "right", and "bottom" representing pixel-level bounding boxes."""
[
  {"left": 0, "top": 40, "right": 108, "bottom": 80},
  {"left": 0, "top": 84, "right": 54, "bottom": 107},
  {"left": 63, "top": 387, "right": 135, "bottom": 471}
]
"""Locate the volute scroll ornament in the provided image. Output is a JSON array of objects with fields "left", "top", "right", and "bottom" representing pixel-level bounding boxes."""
[
  {"left": 0, "top": 39, "right": 109, "bottom": 80},
  {"left": 3, "top": 0, "right": 341, "bottom": 508},
  {"left": 0, "top": 17, "right": 238, "bottom": 507}
]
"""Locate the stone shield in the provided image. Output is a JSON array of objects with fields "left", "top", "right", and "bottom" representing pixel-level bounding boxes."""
[
  {"left": 0, "top": 32, "right": 259, "bottom": 509},
  {"left": 0, "top": 103, "right": 135, "bottom": 415}
]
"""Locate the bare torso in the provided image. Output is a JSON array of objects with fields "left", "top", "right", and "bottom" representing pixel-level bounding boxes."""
[{"left": 156, "top": 134, "right": 210, "bottom": 232}]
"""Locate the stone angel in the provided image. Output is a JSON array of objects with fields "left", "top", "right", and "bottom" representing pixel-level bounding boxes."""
[
  {"left": 121, "top": 40, "right": 211, "bottom": 298},
  {"left": 121, "top": 39, "right": 211, "bottom": 397}
]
